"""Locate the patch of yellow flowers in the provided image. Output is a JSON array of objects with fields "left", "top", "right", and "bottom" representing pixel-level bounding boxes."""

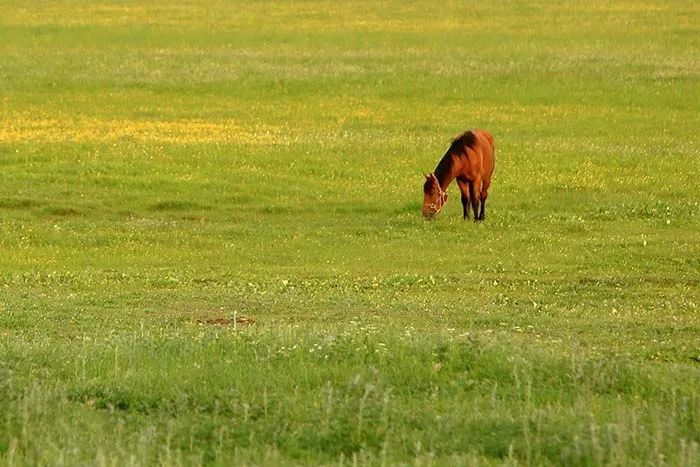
[{"left": 0, "top": 114, "right": 283, "bottom": 145}]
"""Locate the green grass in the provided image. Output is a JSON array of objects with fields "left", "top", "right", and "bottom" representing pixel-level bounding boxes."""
[{"left": 1, "top": 0, "right": 700, "bottom": 465}]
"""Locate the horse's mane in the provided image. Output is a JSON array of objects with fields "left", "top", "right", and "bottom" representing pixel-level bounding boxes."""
[
  {"left": 425, "top": 130, "right": 481, "bottom": 194},
  {"left": 447, "top": 130, "right": 477, "bottom": 154},
  {"left": 428, "top": 130, "right": 477, "bottom": 186}
]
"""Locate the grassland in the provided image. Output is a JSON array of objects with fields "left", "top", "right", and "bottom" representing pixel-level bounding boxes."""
[{"left": 1, "top": 1, "right": 700, "bottom": 465}]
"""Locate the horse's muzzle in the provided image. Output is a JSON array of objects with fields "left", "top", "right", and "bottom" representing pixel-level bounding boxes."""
[{"left": 422, "top": 209, "right": 437, "bottom": 220}]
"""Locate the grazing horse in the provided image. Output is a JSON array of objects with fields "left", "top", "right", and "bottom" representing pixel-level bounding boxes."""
[{"left": 422, "top": 129, "right": 495, "bottom": 221}]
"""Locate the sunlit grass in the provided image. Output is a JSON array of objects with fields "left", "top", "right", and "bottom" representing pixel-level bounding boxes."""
[{"left": 0, "top": 115, "right": 283, "bottom": 144}]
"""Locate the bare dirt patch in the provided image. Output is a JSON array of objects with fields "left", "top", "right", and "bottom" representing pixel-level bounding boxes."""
[{"left": 195, "top": 316, "right": 255, "bottom": 327}]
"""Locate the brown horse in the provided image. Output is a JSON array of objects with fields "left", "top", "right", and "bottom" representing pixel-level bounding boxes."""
[{"left": 422, "top": 129, "right": 495, "bottom": 221}]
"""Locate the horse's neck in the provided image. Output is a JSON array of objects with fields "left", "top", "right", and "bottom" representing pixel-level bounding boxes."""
[{"left": 434, "top": 154, "right": 456, "bottom": 189}]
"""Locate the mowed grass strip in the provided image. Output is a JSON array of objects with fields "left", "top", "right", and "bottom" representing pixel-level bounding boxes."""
[{"left": 1, "top": 0, "right": 700, "bottom": 465}]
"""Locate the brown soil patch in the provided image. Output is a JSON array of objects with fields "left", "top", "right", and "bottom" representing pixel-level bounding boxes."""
[{"left": 195, "top": 316, "right": 255, "bottom": 327}]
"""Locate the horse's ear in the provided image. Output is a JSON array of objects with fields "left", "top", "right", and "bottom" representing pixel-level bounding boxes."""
[{"left": 423, "top": 172, "right": 430, "bottom": 179}]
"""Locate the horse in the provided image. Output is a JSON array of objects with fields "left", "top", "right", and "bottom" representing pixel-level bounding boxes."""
[{"left": 422, "top": 129, "right": 495, "bottom": 221}]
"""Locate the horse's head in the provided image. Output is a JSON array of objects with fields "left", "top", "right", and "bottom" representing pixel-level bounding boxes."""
[{"left": 422, "top": 173, "right": 447, "bottom": 219}]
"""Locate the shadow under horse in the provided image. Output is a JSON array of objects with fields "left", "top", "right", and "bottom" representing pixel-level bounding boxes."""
[{"left": 422, "top": 129, "right": 495, "bottom": 221}]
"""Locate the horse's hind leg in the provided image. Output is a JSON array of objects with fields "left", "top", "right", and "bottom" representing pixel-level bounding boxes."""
[
  {"left": 457, "top": 177, "right": 470, "bottom": 220},
  {"left": 478, "top": 179, "right": 491, "bottom": 221}
]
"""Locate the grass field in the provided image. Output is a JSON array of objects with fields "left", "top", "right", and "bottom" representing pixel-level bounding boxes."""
[{"left": 2, "top": 1, "right": 700, "bottom": 465}]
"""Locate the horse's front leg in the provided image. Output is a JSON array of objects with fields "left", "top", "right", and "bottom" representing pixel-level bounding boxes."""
[{"left": 456, "top": 178, "right": 470, "bottom": 220}]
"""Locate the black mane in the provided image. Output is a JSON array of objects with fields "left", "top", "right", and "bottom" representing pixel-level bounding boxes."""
[
  {"left": 429, "top": 130, "right": 477, "bottom": 187},
  {"left": 447, "top": 130, "right": 477, "bottom": 154}
]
